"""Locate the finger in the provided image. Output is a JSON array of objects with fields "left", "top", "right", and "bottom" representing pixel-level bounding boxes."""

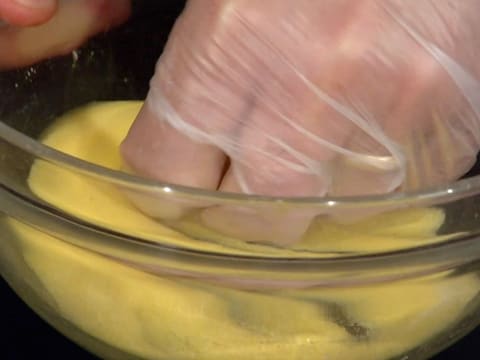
[
  {"left": 0, "top": 0, "right": 57, "bottom": 27},
  {"left": 200, "top": 99, "right": 331, "bottom": 245},
  {"left": 0, "top": 0, "right": 130, "bottom": 69},
  {"left": 199, "top": 101, "right": 331, "bottom": 245},
  {"left": 376, "top": 8, "right": 480, "bottom": 191},
  {"left": 394, "top": 71, "right": 480, "bottom": 191},
  {"left": 120, "top": 0, "right": 263, "bottom": 219},
  {"left": 121, "top": 103, "right": 227, "bottom": 190},
  {"left": 119, "top": 99, "right": 227, "bottom": 220},
  {"left": 201, "top": 166, "right": 319, "bottom": 246}
]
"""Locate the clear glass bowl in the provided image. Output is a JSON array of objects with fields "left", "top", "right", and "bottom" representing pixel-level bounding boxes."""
[{"left": 2, "top": 2, "right": 480, "bottom": 359}]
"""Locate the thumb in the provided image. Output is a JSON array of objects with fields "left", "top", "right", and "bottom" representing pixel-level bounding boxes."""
[{"left": 0, "top": 0, "right": 57, "bottom": 26}]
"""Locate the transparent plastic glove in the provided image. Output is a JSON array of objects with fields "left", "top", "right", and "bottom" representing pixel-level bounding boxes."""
[
  {"left": 0, "top": 0, "right": 131, "bottom": 69},
  {"left": 118, "top": 0, "right": 479, "bottom": 246},
  {"left": 122, "top": 0, "right": 480, "bottom": 199}
]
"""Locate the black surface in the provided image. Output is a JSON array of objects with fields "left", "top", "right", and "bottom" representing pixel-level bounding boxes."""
[{"left": 0, "top": 276, "right": 478, "bottom": 359}]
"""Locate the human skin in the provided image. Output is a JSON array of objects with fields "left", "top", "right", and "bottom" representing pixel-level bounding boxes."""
[
  {"left": 118, "top": 0, "right": 480, "bottom": 244},
  {"left": 0, "top": 0, "right": 131, "bottom": 69},
  {"left": 121, "top": 0, "right": 480, "bottom": 198}
]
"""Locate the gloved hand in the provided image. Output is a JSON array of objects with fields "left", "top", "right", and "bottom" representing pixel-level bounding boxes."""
[
  {"left": 0, "top": 0, "right": 130, "bottom": 69},
  {"left": 122, "top": 0, "right": 480, "bottom": 199}
]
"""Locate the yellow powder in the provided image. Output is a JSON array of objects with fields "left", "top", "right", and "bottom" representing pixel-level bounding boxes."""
[{"left": 4, "top": 101, "right": 479, "bottom": 359}]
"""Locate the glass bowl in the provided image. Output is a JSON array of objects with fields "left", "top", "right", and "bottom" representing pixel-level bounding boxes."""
[{"left": 2, "top": 1, "right": 480, "bottom": 359}]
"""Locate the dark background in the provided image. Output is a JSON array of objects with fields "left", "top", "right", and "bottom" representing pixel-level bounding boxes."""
[{"left": 0, "top": 276, "right": 477, "bottom": 359}]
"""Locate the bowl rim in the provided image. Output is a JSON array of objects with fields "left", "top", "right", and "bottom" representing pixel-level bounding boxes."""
[{"left": 1, "top": 119, "right": 480, "bottom": 207}]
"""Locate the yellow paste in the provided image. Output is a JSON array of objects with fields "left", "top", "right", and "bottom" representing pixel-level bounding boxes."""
[{"left": 4, "top": 101, "right": 479, "bottom": 359}]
